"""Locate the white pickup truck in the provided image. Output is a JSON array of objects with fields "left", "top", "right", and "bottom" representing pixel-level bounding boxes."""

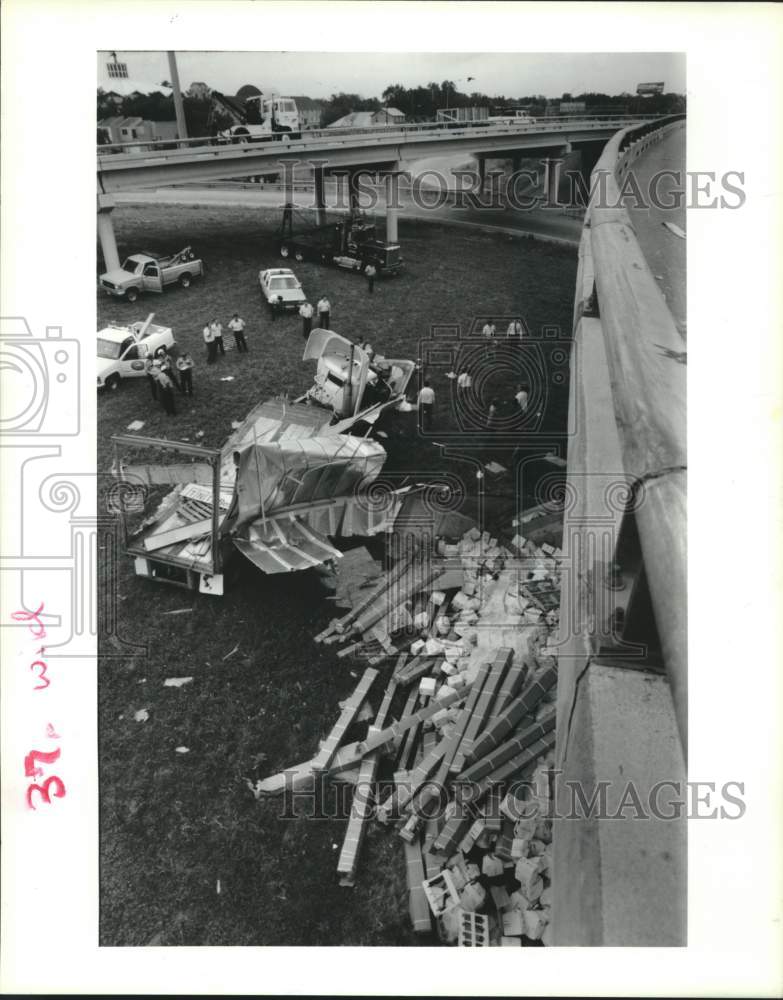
[
  {"left": 97, "top": 314, "right": 175, "bottom": 390},
  {"left": 99, "top": 247, "right": 204, "bottom": 303}
]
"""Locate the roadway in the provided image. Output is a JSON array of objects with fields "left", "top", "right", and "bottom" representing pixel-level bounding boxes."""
[
  {"left": 623, "top": 122, "right": 686, "bottom": 337},
  {"left": 97, "top": 116, "right": 651, "bottom": 193}
]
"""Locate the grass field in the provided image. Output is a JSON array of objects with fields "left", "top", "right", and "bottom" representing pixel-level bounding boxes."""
[{"left": 98, "top": 203, "right": 576, "bottom": 946}]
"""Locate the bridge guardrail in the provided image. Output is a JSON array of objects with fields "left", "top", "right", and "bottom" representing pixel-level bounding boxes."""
[
  {"left": 580, "top": 113, "right": 687, "bottom": 751},
  {"left": 97, "top": 114, "right": 659, "bottom": 161}
]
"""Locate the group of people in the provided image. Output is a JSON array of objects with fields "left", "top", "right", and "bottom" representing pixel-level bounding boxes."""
[
  {"left": 146, "top": 346, "right": 195, "bottom": 416},
  {"left": 416, "top": 370, "right": 531, "bottom": 433},
  {"left": 299, "top": 295, "right": 331, "bottom": 340},
  {"left": 203, "top": 313, "right": 248, "bottom": 363}
]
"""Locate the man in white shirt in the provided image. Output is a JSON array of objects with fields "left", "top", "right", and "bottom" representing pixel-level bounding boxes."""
[
  {"left": 317, "top": 296, "right": 331, "bottom": 329},
  {"left": 299, "top": 301, "right": 314, "bottom": 340},
  {"left": 418, "top": 381, "right": 435, "bottom": 431},
  {"left": 227, "top": 312, "right": 248, "bottom": 353},
  {"left": 210, "top": 318, "right": 225, "bottom": 356},
  {"left": 506, "top": 319, "right": 524, "bottom": 338},
  {"left": 456, "top": 369, "right": 472, "bottom": 412},
  {"left": 515, "top": 383, "right": 529, "bottom": 412},
  {"left": 203, "top": 321, "right": 216, "bottom": 364},
  {"left": 482, "top": 319, "right": 496, "bottom": 362}
]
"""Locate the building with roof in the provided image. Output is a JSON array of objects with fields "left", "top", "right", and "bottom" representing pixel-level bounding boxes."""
[
  {"left": 98, "top": 116, "right": 178, "bottom": 145},
  {"left": 328, "top": 107, "right": 406, "bottom": 129},
  {"left": 291, "top": 96, "right": 326, "bottom": 129}
]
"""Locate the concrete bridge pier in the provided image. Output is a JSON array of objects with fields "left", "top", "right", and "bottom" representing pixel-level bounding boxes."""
[
  {"left": 475, "top": 155, "right": 486, "bottom": 191},
  {"left": 384, "top": 167, "right": 402, "bottom": 243},
  {"left": 544, "top": 144, "right": 571, "bottom": 206},
  {"left": 575, "top": 140, "right": 606, "bottom": 203},
  {"left": 314, "top": 167, "right": 327, "bottom": 227},
  {"left": 97, "top": 193, "right": 120, "bottom": 273}
]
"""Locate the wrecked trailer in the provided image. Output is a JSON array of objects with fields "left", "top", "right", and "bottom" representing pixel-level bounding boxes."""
[{"left": 111, "top": 330, "right": 417, "bottom": 594}]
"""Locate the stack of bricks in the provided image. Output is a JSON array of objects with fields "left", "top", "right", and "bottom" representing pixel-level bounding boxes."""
[{"left": 252, "top": 515, "right": 563, "bottom": 943}]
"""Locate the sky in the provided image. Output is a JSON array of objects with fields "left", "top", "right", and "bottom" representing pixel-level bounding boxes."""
[{"left": 97, "top": 51, "right": 685, "bottom": 100}]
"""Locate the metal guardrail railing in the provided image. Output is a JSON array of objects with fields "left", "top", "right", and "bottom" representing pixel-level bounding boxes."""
[
  {"left": 585, "top": 113, "right": 687, "bottom": 752},
  {"left": 97, "top": 114, "right": 658, "bottom": 161}
]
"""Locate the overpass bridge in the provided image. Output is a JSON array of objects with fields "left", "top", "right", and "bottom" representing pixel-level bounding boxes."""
[
  {"left": 96, "top": 115, "right": 652, "bottom": 270},
  {"left": 553, "top": 114, "right": 686, "bottom": 946}
]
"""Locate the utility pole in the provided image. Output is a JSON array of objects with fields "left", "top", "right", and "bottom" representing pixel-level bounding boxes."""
[{"left": 167, "top": 50, "right": 188, "bottom": 140}]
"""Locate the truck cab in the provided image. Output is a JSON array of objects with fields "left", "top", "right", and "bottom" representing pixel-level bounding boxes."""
[{"left": 97, "top": 315, "right": 175, "bottom": 390}]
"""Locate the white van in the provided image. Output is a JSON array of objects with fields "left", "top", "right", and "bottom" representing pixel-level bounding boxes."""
[{"left": 97, "top": 314, "right": 175, "bottom": 390}]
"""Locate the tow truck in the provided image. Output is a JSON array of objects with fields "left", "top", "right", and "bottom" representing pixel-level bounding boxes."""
[
  {"left": 277, "top": 204, "right": 403, "bottom": 276},
  {"left": 99, "top": 247, "right": 205, "bottom": 303}
]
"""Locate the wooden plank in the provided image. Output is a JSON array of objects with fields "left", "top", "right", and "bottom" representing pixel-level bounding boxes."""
[
  {"left": 311, "top": 668, "right": 378, "bottom": 772},
  {"left": 143, "top": 517, "right": 212, "bottom": 551},
  {"left": 336, "top": 677, "right": 396, "bottom": 885},
  {"left": 450, "top": 648, "right": 513, "bottom": 773},
  {"left": 123, "top": 462, "right": 215, "bottom": 487},
  {"left": 471, "top": 733, "right": 556, "bottom": 801},
  {"left": 356, "top": 682, "right": 472, "bottom": 757},
  {"left": 403, "top": 839, "right": 432, "bottom": 934},
  {"left": 457, "top": 709, "right": 556, "bottom": 784},
  {"left": 463, "top": 665, "right": 558, "bottom": 767}
]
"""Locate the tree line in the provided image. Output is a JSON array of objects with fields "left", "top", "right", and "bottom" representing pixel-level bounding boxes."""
[{"left": 98, "top": 80, "right": 685, "bottom": 137}]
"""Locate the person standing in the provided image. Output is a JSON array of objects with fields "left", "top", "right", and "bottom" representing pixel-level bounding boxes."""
[
  {"left": 358, "top": 337, "right": 375, "bottom": 362},
  {"left": 177, "top": 352, "right": 195, "bottom": 396},
  {"left": 506, "top": 319, "right": 524, "bottom": 338},
  {"left": 486, "top": 398, "right": 499, "bottom": 430},
  {"left": 211, "top": 318, "right": 225, "bottom": 356},
  {"left": 364, "top": 263, "right": 377, "bottom": 294},
  {"left": 154, "top": 364, "right": 177, "bottom": 416},
  {"left": 515, "top": 383, "right": 529, "bottom": 413},
  {"left": 299, "top": 301, "right": 314, "bottom": 341},
  {"left": 156, "top": 346, "right": 180, "bottom": 392},
  {"left": 457, "top": 368, "right": 472, "bottom": 399},
  {"left": 317, "top": 295, "right": 331, "bottom": 329},
  {"left": 145, "top": 356, "right": 158, "bottom": 400},
  {"left": 228, "top": 312, "right": 248, "bottom": 353},
  {"left": 418, "top": 380, "right": 435, "bottom": 431},
  {"left": 203, "top": 321, "right": 216, "bottom": 364},
  {"left": 482, "top": 319, "right": 497, "bottom": 362}
]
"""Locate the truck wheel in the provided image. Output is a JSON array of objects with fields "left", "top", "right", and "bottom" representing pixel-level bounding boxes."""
[
  {"left": 126, "top": 287, "right": 139, "bottom": 303},
  {"left": 294, "top": 250, "right": 304, "bottom": 262},
  {"left": 106, "top": 374, "right": 121, "bottom": 391},
  {"left": 180, "top": 273, "right": 192, "bottom": 288},
  {"left": 279, "top": 244, "right": 291, "bottom": 259}
]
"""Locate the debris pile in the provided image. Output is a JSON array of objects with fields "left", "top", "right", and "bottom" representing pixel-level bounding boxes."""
[{"left": 251, "top": 508, "right": 564, "bottom": 945}]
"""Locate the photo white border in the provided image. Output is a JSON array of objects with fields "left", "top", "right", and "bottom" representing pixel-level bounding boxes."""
[{"left": 1, "top": 1, "right": 781, "bottom": 995}]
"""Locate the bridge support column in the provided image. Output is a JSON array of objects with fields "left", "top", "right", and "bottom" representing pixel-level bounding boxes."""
[
  {"left": 97, "top": 194, "right": 120, "bottom": 273},
  {"left": 385, "top": 169, "right": 401, "bottom": 243},
  {"left": 347, "top": 170, "right": 361, "bottom": 212},
  {"left": 544, "top": 154, "right": 565, "bottom": 207},
  {"left": 476, "top": 155, "right": 486, "bottom": 191},
  {"left": 314, "top": 167, "right": 326, "bottom": 227}
]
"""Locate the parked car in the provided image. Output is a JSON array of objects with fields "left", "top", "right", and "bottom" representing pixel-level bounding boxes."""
[
  {"left": 97, "top": 313, "right": 175, "bottom": 390},
  {"left": 99, "top": 246, "right": 204, "bottom": 303},
  {"left": 258, "top": 267, "right": 307, "bottom": 312}
]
